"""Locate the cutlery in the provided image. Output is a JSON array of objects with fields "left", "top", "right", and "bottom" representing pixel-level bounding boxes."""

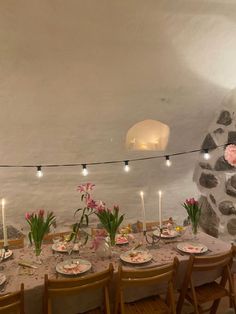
[{"left": 18, "top": 261, "right": 38, "bottom": 269}]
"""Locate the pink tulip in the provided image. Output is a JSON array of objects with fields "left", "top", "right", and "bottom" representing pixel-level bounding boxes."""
[
  {"left": 25, "top": 212, "right": 31, "bottom": 220},
  {"left": 114, "top": 205, "right": 119, "bottom": 212},
  {"left": 38, "top": 209, "right": 44, "bottom": 217},
  {"left": 185, "top": 198, "right": 198, "bottom": 206},
  {"left": 96, "top": 201, "right": 106, "bottom": 213}
]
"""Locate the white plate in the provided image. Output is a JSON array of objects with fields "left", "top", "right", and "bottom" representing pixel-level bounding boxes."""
[
  {"left": 0, "top": 273, "right": 6, "bottom": 285},
  {"left": 115, "top": 235, "right": 129, "bottom": 245},
  {"left": 177, "top": 242, "right": 208, "bottom": 254},
  {"left": 0, "top": 249, "right": 13, "bottom": 260},
  {"left": 120, "top": 250, "right": 152, "bottom": 264},
  {"left": 52, "top": 242, "right": 80, "bottom": 253},
  {"left": 153, "top": 229, "right": 179, "bottom": 239},
  {"left": 52, "top": 242, "right": 68, "bottom": 252},
  {"left": 56, "top": 259, "right": 92, "bottom": 276}
]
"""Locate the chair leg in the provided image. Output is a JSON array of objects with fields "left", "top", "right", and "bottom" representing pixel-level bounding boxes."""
[
  {"left": 104, "top": 287, "right": 110, "bottom": 314},
  {"left": 209, "top": 299, "right": 221, "bottom": 314}
]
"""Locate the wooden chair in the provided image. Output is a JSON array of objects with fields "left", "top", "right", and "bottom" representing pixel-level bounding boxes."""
[
  {"left": 115, "top": 257, "right": 179, "bottom": 314},
  {"left": 43, "top": 231, "right": 71, "bottom": 244},
  {"left": 0, "top": 283, "right": 24, "bottom": 314},
  {"left": 0, "top": 237, "right": 24, "bottom": 249},
  {"left": 177, "top": 250, "right": 236, "bottom": 314},
  {"left": 43, "top": 263, "right": 113, "bottom": 314}
]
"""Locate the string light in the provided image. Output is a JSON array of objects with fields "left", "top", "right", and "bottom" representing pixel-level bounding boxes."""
[
  {"left": 124, "top": 160, "right": 130, "bottom": 172},
  {"left": 82, "top": 164, "right": 88, "bottom": 176},
  {"left": 203, "top": 149, "right": 210, "bottom": 160},
  {"left": 0, "top": 142, "right": 231, "bottom": 174},
  {"left": 165, "top": 155, "right": 172, "bottom": 167},
  {"left": 36, "top": 166, "right": 43, "bottom": 178}
]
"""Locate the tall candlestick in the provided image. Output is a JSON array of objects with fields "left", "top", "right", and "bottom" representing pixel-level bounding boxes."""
[
  {"left": 1, "top": 199, "right": 8, "bottom": 248},
  {"left": 140, "top": 191, "right": 146, "bottom": 232},
  {"left": 158, "top": 191, "right": 162, "bottom": 228}
]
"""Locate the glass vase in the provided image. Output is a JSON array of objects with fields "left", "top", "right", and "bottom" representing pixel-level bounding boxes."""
[
  {"left": 190, "top": 221, "right": 199, "bottom": 241},
  {"left": 108, "top": 232, "right": 116, "bottom": 247},
  {"left": 95, "top": 237, "right": 111, "bottom": 259},
  {"left": 33, "top": 241, "right": 42, "bottom": 264}
]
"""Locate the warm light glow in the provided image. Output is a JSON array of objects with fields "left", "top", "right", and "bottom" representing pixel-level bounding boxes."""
[
  {"left": 82, "top": 164, "right": 88, "bottom": 176},
  {"left": 203, "top": 149, "right": 210, "bottom": 160},
  {"left": 124, "top": 161, "right": 130, "bottom": 172},
  {"left": 126, "top": 119, "right": 170, "bottom": 151},
  {"left": 140, "top": 191, "right": 144, "bottom": 197},
  {"left": 158, "top": 190, "right": 162, "bottom": 196},
  {"left": 1, "top": 199, "right": 5, "bottom": 207},
  {"left": 165, "top": 156, "right": 172, "bottom": 167},
  {"left": 36, "top": 166, "right": 43, "bottom": 178}
]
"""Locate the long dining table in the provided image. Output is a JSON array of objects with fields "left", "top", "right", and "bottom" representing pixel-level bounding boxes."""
[{"left": 0, "top": 229, "right": 231, "bottom": 314}]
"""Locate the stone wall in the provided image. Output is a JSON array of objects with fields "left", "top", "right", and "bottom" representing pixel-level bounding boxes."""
[{"left": 193, "top": 107, "right": 236, "bottom": 240}]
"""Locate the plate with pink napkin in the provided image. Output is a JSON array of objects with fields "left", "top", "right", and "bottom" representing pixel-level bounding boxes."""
[{"left": 177, "top": 242, "right": 208, "bottom": 254}]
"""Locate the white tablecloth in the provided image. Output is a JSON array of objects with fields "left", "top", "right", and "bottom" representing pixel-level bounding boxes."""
[{"left": 0, "top": 230, "right": 230, "bottom": 313}]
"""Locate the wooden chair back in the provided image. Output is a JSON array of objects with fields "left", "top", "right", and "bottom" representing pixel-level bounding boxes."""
[
  {"left": 43, "top": 231, "right": 71, "bottom": 244},
  {"left": 44, "top": 263, "right": 113, "bottom": 314},
  {"left": 0, "top": 237, "right": 24, "bottom": 249},
  {"left": 0, "top": 283, "right": 24, "bottom": 314},
  {"left": 115, "top": 257, "right": 179, "bottom": 314},
  {"left": 177, "top": 249, "right": 235, "bottom": 314}
]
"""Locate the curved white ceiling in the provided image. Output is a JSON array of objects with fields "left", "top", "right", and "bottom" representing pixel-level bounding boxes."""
[{"left": 0, "top": 0, "right": 234, "bottom": 228}]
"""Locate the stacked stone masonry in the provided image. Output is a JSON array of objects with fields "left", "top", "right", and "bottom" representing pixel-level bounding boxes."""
[{"left": 193, "top": 108, "right": 236, "bottom": 239}]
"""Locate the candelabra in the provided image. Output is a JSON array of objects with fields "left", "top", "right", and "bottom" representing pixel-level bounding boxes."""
[{"left": 143, "top": 227, "right": 164, "bottom": 247}]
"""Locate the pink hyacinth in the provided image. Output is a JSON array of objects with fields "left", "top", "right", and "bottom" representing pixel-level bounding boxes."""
[{"left": 224, "top": 144, "right": 236, "bottom": 167}]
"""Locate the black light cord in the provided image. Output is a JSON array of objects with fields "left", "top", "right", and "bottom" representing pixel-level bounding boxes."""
[{"left": 0, "top": 142, "right": 231, "bottom": 169}]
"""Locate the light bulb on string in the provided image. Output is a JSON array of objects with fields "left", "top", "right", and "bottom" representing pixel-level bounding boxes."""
[
  {"left": 82, "top": 164, "right": 88, "bottom": 176},
  {"left": 203, "top": 149, "right": 210, "bottom": 160},
  {"left": 36, "top": 166, "right": 43, "bottom": 178},
  {"left": 124, "top": 160, "right": 130, "bottom": 172},
  {"left": 165, "top": 156, "right": 172, "bottom": 167}
]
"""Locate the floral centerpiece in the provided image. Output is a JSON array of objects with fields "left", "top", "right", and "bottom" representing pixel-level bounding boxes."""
[
  {"left": 25, "top": 209, "right": 56, "bottom": 257},
  {"left": 69, "top": 183, "right": 97, "bottom": 244},
  {"left": 70, "top": 183, "right": 124, "bottom": 247},
  {"left": 224, "top": 144, "right": 236, "bottom": 167},
  {"left": 95, "top": 205, "right": 124, "bottom": 246},
  {"left": 182, "top": 198, "right": 201, "bottom": 236}
]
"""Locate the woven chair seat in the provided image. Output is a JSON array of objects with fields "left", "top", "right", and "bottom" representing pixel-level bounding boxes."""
[
  {"left": 186, "top": 281, "right": 228, "bottom": 305},
  {"left": 124, "top": 295, "right": 170, "bottom": 314}
]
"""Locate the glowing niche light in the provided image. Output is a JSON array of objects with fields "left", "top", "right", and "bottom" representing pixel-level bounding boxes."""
[{"left": 126, "top": 119, "right": 170, "bottom": 151}]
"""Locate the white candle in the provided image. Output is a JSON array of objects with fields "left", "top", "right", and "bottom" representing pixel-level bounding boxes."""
[
  {"left": 1, "top": 199, "right": 8, "bottom": 248},
  {"left": 140, "top": 191, "right": 146, "bottom": 232},
  {"left": 158, "top": 191, "right": 162, "bottom": 228}
]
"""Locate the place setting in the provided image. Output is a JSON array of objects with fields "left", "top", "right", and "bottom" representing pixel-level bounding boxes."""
[
  {"left": 55, "top": 258, "right": 92, "bottom": 276},
  {"left": 176, "top": 242, "right": 209, "bottom": 255}
]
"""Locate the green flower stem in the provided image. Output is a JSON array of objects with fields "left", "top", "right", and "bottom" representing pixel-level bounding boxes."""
[
  {"left": 34, "top": 241, "right": 42, "bottom": 256},
  {"left": 109, "top": 232, "right": 116, "bottom": 247}
]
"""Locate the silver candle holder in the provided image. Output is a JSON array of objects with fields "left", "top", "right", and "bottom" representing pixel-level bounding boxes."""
[{"left": 143, "top": 226, "right": 164, "bottom": 247}]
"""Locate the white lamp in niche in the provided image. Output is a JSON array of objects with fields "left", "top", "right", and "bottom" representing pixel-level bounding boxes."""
[{"left": 125, "top": 119, "right": 170, "bottom": 151}]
